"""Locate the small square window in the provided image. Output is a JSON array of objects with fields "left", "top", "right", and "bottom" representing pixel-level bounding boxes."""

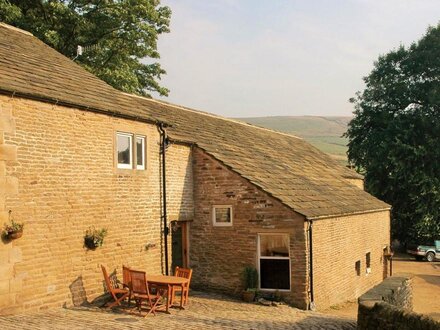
[
  {"left": 117, "top": 133, "right": 132, "bottom": 169},
  {"left": 213, "top": 206, "right": 232, "bottom": 226},
  {"left": 355, "top": 260, "right": 361, "bottom": 276},
  {"left": 136, "top": 136, "right": 146, "bottom": 170}
]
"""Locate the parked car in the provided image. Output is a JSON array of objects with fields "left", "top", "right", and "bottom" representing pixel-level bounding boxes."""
[{"left": 407, "top": 240, "right": 440, "bottom": 262}]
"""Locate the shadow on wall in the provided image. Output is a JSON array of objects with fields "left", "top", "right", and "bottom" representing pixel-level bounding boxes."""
[
  {"left": 158, "top": 144, "right": 195, "bottom": 274},
  {"left": 69, "top": 276, "right": 88, "bottom": 307},
  {"left": 69, "top": 271, "right": 116, "bottom": 308}
]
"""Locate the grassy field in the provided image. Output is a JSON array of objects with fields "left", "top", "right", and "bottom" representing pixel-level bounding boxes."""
[{"left": 235, "top": 116, "right": 351, "bottom": 162}]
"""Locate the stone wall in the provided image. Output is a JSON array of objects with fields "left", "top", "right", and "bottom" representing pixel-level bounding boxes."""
[
  {"left": 312, "top": 210, "right": 390, "bottom": 310},
  {"left": 0, "top": 95, "right": 193, "bottom": 314},
  {"left": 190, "top": 148, "right": 309, "bottom": 309},
  {"left": 358, "top": 276, "right": 440, "bottom": 329},
  {"left": 358, "top": 276, "right": 412, "bottom": 309},
  {"left": 0, "top": 102, "right": 20, "bottom": 313}
]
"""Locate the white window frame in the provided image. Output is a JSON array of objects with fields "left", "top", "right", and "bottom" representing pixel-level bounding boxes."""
[
  {"left": 257, "top": 233, "right": 291, "bottom": 291},
  {"left": 212, "top": 205, "right": 233, "bottom": 227},
  {"left": 136, "top": 136, "right": 146, "bottom": 170},
  {"left": 117, "top": 132, "right": 133, "bottom": 169}
]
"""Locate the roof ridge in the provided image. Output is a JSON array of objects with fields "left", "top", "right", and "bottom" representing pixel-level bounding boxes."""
[
  {"left": 123, "top": 93, "right": 303, "bottom": 140},
  {"left": 0, "top": 23, "right": 33, "bottom": 36}
]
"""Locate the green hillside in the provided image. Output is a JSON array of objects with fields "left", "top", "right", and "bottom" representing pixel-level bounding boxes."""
[{"left": 235, "top": 116, "right": 351, "bottom": 163}]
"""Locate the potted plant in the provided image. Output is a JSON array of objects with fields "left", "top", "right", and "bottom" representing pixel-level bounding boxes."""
[
  {"left": 2, "top": 210, "right": 24, "bottom": 240},
  {"left": 84, "top": 227, "right": 107, "bottom": 250},
  {"left": 241, "top": 266, "right": 258, "bottom": 302}
]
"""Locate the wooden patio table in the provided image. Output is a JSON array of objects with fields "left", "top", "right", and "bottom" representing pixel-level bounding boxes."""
[{"left": 146, "top": 275, "right": 189, "bottom": 313}]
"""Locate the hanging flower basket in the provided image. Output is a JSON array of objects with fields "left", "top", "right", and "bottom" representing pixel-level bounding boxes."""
[
  {"left": 2, "top": 210, "right": 24, "bottom": 240},
  {"left": 7, "top": 229, "right": 23, "bottom": 240},
  {"left": 84, "top": 227, "right": 107, "bottom": 250},
  {"left": 84, "top": 236, "right": 97, "bottom": 249}
]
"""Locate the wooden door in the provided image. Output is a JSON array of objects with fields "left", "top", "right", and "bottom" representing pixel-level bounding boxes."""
[
  {"left": 383, "top": 248, "right": 388, "bottom": 279},
  {"left": 171, "top": 221, "right": 189, "bottom": 271}
]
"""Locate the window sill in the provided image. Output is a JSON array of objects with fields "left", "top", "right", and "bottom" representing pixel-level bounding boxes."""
[
  {"left": 258, "top": 288, "right": 291, "bottom": 292},
  {"left": 114, "top": 168, "right": 149, "bottom": 176}
]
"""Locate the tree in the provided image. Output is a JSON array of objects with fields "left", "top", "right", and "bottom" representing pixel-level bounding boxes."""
[
  {"left": 346, "top": 25, "right": 440, "bottom": 243},
  {"left": 0, "top": 0, "right": 171, "bottom": 97}
]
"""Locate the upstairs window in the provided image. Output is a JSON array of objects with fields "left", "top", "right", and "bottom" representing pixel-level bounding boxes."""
[
  {"left": 117, "top": 133, "right": 132, "bottom": 169},
  {"left": 116, "top": 132, "right": 146, "bottom": 170}
]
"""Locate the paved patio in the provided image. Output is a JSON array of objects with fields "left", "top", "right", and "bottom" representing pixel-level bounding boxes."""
[{"left": 0, "top": 291, "right": 356, "bottom": 330}]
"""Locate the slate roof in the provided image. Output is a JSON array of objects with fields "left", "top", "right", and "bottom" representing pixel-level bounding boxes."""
[{"left": 0, "top": 23, "right": 390, "bottom": 219}]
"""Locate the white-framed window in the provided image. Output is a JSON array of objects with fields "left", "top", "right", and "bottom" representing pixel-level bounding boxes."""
[
  {"left": 136, "top": 136, "right": 146, "bottom": 170},
  {"left": 212, "top": 206, "right": 233, "bottom": 226},
  {"left": 116, "top": 132, "right": 146, "bottom": 170},
  {"left": 117, "top": 132, "right": 133, "bottom": 169},
  {"left": 258, "top": 233, "right": 291, "bottom": 290}
]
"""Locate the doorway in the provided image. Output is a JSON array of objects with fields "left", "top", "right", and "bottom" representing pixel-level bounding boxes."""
[
  {"left": 383, "top": 247, "right": 388, "bottom": 279},
  {"left": 171, "top": 221, "right": 189, "bottom": 272}
]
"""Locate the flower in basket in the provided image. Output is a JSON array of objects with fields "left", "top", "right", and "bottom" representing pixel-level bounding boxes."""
[
  {"left": 2, "top": 211, "right": 24, "bottom": 239},
  {"left": 84, "top": 227, "right": 107, "bottom": 249}
]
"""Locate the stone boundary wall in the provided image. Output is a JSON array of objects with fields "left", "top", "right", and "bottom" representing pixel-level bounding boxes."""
[{"left": 358, "top": 276, "right": 440, "bottom": 329}]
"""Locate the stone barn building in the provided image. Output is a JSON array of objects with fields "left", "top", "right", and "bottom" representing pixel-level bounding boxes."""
[{"left": 0, "top": 23, "right": 390, "bottom": 314}]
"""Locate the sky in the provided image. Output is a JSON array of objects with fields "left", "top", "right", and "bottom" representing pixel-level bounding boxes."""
[{"left": 156, "top": 1, "right": 440, "bottom": 118}]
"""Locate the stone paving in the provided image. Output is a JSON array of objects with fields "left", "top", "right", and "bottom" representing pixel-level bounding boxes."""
[{"left": 0, "top": 291, "right": 356, "bottom": 330}]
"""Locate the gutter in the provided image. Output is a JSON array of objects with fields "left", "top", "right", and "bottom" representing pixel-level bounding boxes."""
[
  {"left": 0, "top": 88, "right": 161, "bottom": 126},
  {"left": 158, "top": 122, "right": 170, "bottom": 276},
  {"left": 306, "top": 207, "right": 391, "bottom": 221}
]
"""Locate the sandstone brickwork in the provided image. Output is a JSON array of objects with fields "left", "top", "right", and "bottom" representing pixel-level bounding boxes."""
[
  {"left": 190, "top": 148, "right": 390, "bottom": 311},
  {"left": 0, "top": 95, "right": 193, "bottom": 314},
  {"left": 312, "top": 210, "right": 390, "bottom": 309},
  {"left": 0, "top": 100, "right": 19, "bottom": 314},
  {"left": 0, "top": 22, "right": 392, "bottom": 316},
  {"left": 190, "top": 148, "right": 309, "bottom": 309}
]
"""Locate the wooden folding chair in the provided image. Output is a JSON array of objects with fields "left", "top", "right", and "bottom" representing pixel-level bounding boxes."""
[
  {"left": 130, "top": 269, "right": 168, "bottom": 316},
  {"left": 172, "top": 266, "right": 193, "bottom": 306},
  {"left": 101, "top": 265, "right": 130, "bottom": 308},
  {"left": 122, "top": 265, "right": 132, "bottom": 305}
]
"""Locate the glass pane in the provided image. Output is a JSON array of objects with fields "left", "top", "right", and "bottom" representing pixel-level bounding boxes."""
[
  {"left": 260, "top": 234, "right": 289, "bottom": 257},
  {"left": 136, "top": 137, "right": 144, "bottom": 167},
  {"left": 117, "top": 134, "right": 131, "bottom": 165},
  {"left": 215, "top": 207, "right": 231, "bottom": 223},
  {"left": 260, "top": 259, "right": 290, "bottom": 289}
]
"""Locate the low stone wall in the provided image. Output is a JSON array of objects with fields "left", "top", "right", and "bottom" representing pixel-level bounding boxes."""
[{"left": 358, "top": 276, "right": 440, "bottom": 330}]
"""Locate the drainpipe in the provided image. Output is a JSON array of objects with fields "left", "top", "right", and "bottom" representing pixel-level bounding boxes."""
[
  {"left": 158, "top": 123, "right": 169, "bottom": 275},
  {"left": 307, "top": 219, "right": 316, "bottom": 311}
]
